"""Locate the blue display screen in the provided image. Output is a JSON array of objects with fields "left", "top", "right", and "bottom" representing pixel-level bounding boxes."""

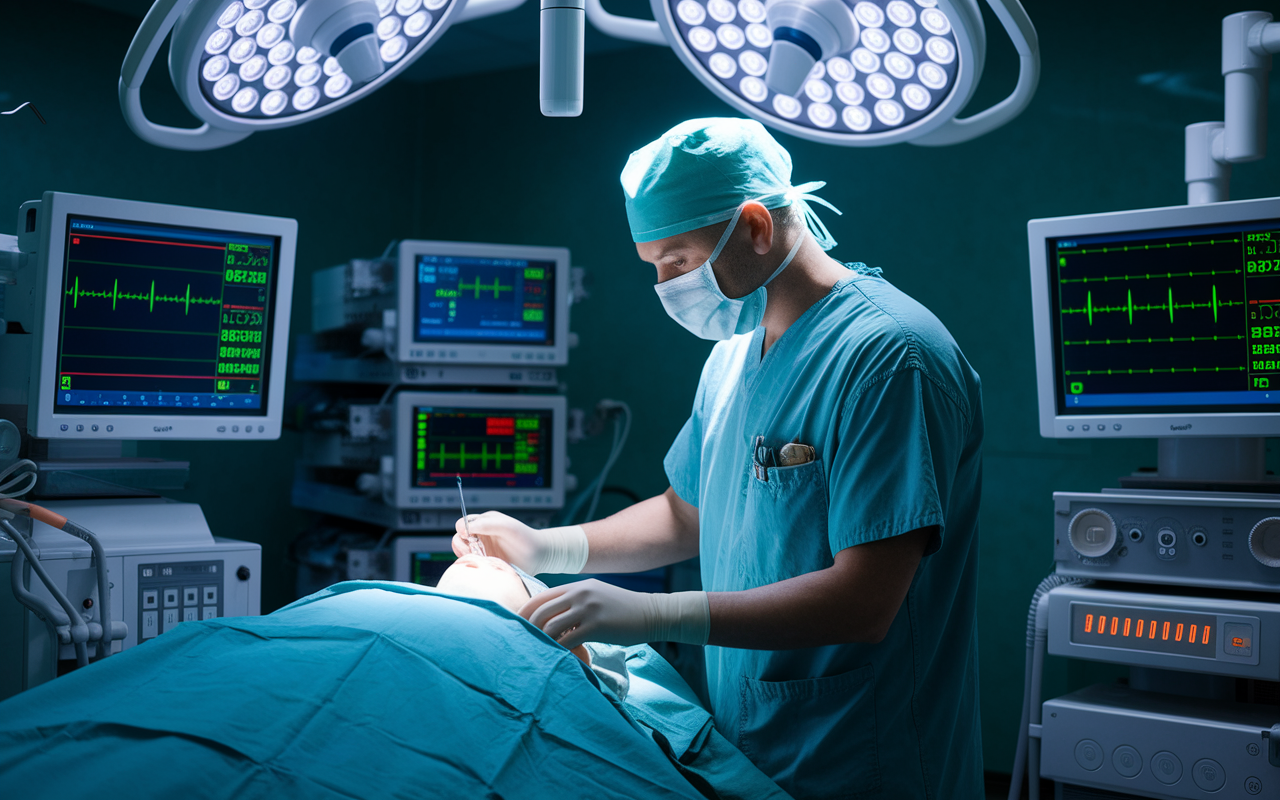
[{"left": 413, "top": 254, "right": 555, "bottom": 346}]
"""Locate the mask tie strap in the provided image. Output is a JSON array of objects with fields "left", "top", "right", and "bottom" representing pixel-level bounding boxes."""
[
  {"left": 762, "top": 232, "right": 805, "bottom": 288},
  {"left": 785, "top": 180, "right": 842, "bottom": 251}
]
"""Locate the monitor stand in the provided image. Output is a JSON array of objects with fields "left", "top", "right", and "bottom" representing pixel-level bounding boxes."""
[{"left": 1119, "top": 437, "right": 1280, "bottom": 493}]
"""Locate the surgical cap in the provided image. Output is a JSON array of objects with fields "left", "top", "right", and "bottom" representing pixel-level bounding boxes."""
[{"left": 620, "top": 117, "right": 840, "bottom": 250}]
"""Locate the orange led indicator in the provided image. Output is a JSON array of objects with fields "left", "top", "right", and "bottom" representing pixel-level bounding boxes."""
[
  {"left": 1203, "top": 626, "right": 1211, "bottom": 645},
  {"left": 1189, "top": 624, "right": 1197, "bottom": 643},
  {"left": 1162, "top": 621, "right": 1170, "bottom": 641},
  {"left": 1123, "top": 618, "right": 1132, "bottom": 637},
  {"left": 1175, "top": 623, "right": 1185, "bottom": 642},
  {"left": 1136, "top": 619, "right": 1145, "bottom": 638},
  {"left": 1110, "top": 617, "right": 1119, "bottom": 635},
  {"left": 1149, "top": 621, "right": 1157, "bottom": 639},
  {"left": 1233, "top": 636, "right": 1246, "bottom": 647},
  {"left": 1098, "top": 615, "right": 1106, "bottom": 635},
  {"left": 1085, "top": 614, "right": 1094, "bottom": 633}
]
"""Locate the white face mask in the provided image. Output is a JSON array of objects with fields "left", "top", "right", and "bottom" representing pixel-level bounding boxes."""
[{"left": 653, "top": 205, "right": 805, "bottom": 341}]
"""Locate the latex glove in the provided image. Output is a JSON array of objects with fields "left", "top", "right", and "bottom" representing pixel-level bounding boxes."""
[
  {"left": 519, "top": 579, "right": 709, "bottom": 650},
  {"left": 452, "top": 511, "right": 589, "bottom": 575}
]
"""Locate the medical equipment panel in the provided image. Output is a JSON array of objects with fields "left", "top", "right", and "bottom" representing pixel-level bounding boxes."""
[
  {"left": 1053, "top": 490, "right": 1280, "bottom": 592},
  {"left": 10, "top": 191, "right": 296, "bottom": 440},
  {"left": 392, "top": 535, "right": 455, "bottom": 585},
  {"left": 1040, "top": 684, "right": 1279, "bottom": 799},
  {"left": 1046, "top": 585, "right": 1278, "bottom": 679},
  {"left": 396, "top": 241, "right": 570, "bottom": 367},
  {"left": 394, "top": 392, "right": 566, "bottom": 510},
  {"left": 1029, "top": 196, "right": 1280, "bottom": 438},
  {"left": 0, "top": 499, "right": 260, "bottom": 701}
]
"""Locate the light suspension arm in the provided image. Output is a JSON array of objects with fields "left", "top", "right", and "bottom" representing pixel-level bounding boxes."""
[
  {"left": 584, "top": 0, "right": 667, "bottom": 45},
  {"left": 910, "top": 0, "right": 1038, "bottom": 146},
  {"left": 119, "top": 0, "right": 252, "bottom": 151},
  {"left": 457, "top": 0, "right": 529, "bottom": 22}
]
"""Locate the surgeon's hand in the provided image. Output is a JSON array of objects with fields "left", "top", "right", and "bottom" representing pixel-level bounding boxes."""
[
  {"left": 519, "top": 579, "right": 710, "bottom": 650},
  {"left": 452, "top": 512, "right": 589, "bottom": 576}
]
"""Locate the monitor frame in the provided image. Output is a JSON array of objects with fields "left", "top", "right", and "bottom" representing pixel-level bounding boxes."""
[
  {"left": 1029, "top": 196, "right": 1280, "bottom": 439},
  {"left": 393, "top": 391, "right": 566, "bottom": 510},
  {"left": 22, "top": 191, "right": 296, "bottom": 441},
  {"left": 396, "top": 240, "right": 570, "bottom": 366}
]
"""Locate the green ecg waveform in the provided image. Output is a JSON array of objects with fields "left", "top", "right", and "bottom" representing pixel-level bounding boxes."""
[
  {"left": 1062, "top": 286, "right": 1242, "bottom": 325},
  {"left": 66, "top": 276, "right": 219, "bottom": 315},
  {"left": 458, "top": 277, "right": 514, "bottom": 299},
  {"left": 430, "top": 442, "right": 515, "bottom": 470}
]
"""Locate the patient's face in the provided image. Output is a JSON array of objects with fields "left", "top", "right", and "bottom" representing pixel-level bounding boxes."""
[{"left": 435, "top": 555, "right": 530, "bottom": 612}]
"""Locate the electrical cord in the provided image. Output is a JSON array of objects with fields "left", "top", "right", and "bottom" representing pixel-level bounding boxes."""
[
  {"left": 1008, "top": 572, "right": 1090, "bottom": 800},
  {"left": 561, "top": 401, "right": 633, "bottom": 525}
]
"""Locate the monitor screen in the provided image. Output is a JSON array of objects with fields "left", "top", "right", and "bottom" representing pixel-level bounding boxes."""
[
  {"left": 409, "top": 404, "right": 554, "bottom": 490},
  {"left": 394, "top": 392, "right": 565, "bottom": 509},
  {"left": 410, "top": 551, "right": 457, "bottom": 586},
  {"left": 1047, "top": 217, "right": 1280, "bottom": 417},
  {"left": 53, "top": 214, "right": 281, "bottom": 417},
  {"left": 413, "top": 254, "right": 555, "bottom": 347}
]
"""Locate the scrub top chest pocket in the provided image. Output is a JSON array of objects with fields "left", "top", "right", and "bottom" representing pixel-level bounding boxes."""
[{"left": 739, "top": 451, "right": 832, "bottom": 589}]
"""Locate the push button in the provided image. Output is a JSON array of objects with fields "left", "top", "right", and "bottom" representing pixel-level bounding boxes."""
[
  {"left": 202, "top": 606, "right": 218, "bottom": 620},
  {"left": 202, "top": 586, "right": 218, "bottom": 604},
  {"left": 183, "top": 587, "right": 199, "bottom": 606},
  {"left": 182, "top": 608, "right": 199, "bottom": 623},
  {"left": 141, "top": 610, "right": 158, "bottom": 639},
  {"left": 162, "top": 608, "right": 179, "bottom": 633},
  {"left": 1113, "top": 745, "right": 1142, "bottom": 778},
  {"left": 1075, "top": 739, "right": 1103, "bottom": 771},
  {"left": 1224, "top": 622, "right": 1254, "bottom": 657},
  {"left": 1192, "top": 759, "right": 1225, "bottom": 792},
  {"left": 142, "top": 590, "right": 158, "bottom": 610},
  {"left": 163, "top": 588, "right": 179, "bottom": 608},
  {"left": 1152, "top": 751, "right": 1182, "bottom": 785}
]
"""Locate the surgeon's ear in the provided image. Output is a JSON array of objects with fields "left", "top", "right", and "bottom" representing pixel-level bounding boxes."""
[{"left": 740, "top": 201, "right": 774, "bottom": 255}]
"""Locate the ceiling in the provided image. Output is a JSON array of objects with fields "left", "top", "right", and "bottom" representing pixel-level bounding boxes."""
[{"left": 78, "top": 0, "right": 655, "bottom": 83}]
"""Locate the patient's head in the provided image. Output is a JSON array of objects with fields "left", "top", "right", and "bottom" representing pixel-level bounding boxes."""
[
  {"left": 434, "top": 555, "right": 590, "bottom": 665},
  {"left": 435, "top": 554, "right": 530, "bottom": 612}
]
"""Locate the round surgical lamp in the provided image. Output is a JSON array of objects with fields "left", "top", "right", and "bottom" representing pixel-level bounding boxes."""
[
  {"left": 120, "top": 0, "right": 520, "bottom": 150},
  {"left": 586, "top": 0, "right": 1038, "bottom": 146}
]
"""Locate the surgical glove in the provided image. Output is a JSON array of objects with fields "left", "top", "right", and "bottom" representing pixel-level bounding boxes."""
[
  {"left": 519, "top": 579, "right": 710, "bottom": 650},
  {"left": 452, "top": 511, "right": 589, "bottom": 575}
]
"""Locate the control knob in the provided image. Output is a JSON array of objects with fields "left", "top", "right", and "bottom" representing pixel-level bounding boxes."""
[
  {"left": 1248, "top": 517, "right": 1280, "bottom": 568},
  {"left": 1068, "top": 508, "right": 1117, "bottom": 558}
]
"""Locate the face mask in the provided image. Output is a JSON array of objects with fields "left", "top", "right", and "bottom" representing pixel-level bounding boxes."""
[{"left": 653, "top": 204, "right": 805, "bottom": 341}]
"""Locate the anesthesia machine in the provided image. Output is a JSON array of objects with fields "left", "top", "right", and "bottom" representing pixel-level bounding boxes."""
[
  {"left": 1010, "top": 12, "right": 1280, "bottom": 800},
  {"left": 0, "top": 191, "right": 297, "bottom": 701}
]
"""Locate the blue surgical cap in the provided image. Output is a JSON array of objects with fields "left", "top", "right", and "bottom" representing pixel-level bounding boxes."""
[{"left": 620, "top": 117, "right": 840, "bottom": 250}]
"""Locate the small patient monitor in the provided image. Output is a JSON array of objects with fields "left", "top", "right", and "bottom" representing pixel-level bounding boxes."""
[
  {"left": 396, "top": 240, "right": 570, "bottom": 366},
  {"left": 394, "top": 392, "right": 566, "bottom": 510},
  {"left": 393, "top": 536, "right": 457, "bottom": 585},
  {"left": 13, "top": 191, "right": 296, "bottom": 440}
]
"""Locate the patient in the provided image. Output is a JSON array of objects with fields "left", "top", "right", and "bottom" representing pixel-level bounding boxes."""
[{"left": 434, "top": 553, "right": 595, "bottom": 667}]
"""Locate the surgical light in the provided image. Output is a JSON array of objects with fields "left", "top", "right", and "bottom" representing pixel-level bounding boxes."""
[
  {"left": 121, "top": 0, "right": 520, "bottom": 150},
  {"left": 587, "top": 0, "right": 1038, "bottom": 146}
]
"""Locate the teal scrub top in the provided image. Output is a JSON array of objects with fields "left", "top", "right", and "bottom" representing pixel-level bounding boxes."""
[{"left": 664, "top": 265, "right": 985, "bottom": 800}]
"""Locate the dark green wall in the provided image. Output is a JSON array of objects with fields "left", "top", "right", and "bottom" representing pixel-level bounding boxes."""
[{"left": 3, "top": 0, "right": 1277, "bottom": 775}]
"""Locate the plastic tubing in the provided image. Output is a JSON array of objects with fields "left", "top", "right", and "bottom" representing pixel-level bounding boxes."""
[
  {"left": 1007, "top": 573, "right": 1088, "bottom": 800},
  {"left": 3, "top": 519, "right": 90, "bottom": 666}
]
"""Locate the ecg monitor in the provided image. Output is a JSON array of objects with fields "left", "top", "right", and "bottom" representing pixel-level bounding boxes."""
[
  {"left": 394, "top": 392, "right": 565, "bottom": 509},
  {"left": 1029, "top": 197, "right": 1280, "bottom": 438},
  {"left": 396, "top": 240, "right": 569, "bottom": 366},
  {"left": 19, "top": 192, "right": 296, "bottom": 440}
]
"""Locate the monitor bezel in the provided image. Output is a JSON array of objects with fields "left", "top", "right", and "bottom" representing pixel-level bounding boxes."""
[
  {"left": 393, "top": 391, "right": 567, "bottom": 510},
  {"left": 1029, "top": 196, "right": 1280, "bottom": 439},
  {"left": 396, "top": 240, "right": 570, "bottom": 366},
  {"left": 28, "top": 191, "right": 296, "bottom": 441}
]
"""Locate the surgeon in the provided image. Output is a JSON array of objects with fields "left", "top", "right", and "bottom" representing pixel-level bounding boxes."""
[{"left": 455, "top": 117, "right": 984, "bottom": 799}]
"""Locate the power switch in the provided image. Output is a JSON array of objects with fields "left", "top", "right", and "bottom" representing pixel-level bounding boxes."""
[{"left": 1224, "top": 622, "right": 1254, "bottom": 657}]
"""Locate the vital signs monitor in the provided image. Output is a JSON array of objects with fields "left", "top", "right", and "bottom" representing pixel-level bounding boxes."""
[
  {"left": 15, "top": 191, "right": 296, "bottom": 440},
  {"left": 394, "top": 392, "right": 566, "bottom": 509},
  {"left": 1029, "top": 196, "right": 1280, "bottom": 438},
  {"left": 396, "top": 240, "right": 570, "bottom": 366}
]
